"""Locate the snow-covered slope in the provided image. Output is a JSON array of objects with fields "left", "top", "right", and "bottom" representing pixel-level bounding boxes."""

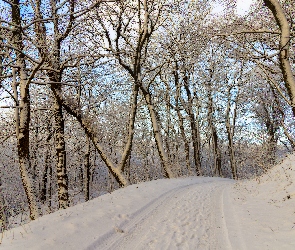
[
  {"left": 230, "top": 153, "right": 295, "bottom": 249},
  {"left": 1, "top": 154, "right": 295, "bottom": 249}
]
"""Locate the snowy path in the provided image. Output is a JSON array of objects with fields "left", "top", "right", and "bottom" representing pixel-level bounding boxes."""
[
  {"left": 2, "top": 158, "right": 295, "bottom": 250},
  {"left": 87, "top": 180, "right": 236, "bottom": 250}
]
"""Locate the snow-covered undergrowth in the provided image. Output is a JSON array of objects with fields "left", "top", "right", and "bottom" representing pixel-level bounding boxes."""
[{"left": 1, "top": 154, "right": 295, "bottom": 249}]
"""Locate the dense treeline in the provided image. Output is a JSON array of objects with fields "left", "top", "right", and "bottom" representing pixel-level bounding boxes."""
[{"left": 0, "top": 0, "right": 294, "bottom": 231}]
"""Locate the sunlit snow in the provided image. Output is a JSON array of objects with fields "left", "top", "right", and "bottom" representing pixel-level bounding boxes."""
[{"left": 1, "top": 153, "right": 295, "bottom": 249}]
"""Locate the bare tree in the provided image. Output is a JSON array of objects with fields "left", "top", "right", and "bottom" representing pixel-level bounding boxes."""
[
  {"left": 1, "top": 0, "right": 45, "bottom": 220},
  {"left": 225, "top": 75, "right": 240, "bottom": 179},
  {"left": 206, "top": 67, "right": 222, "bottom": 177},
  {"left": 95, "top": 0, "right": 176, "bottom": 178}
]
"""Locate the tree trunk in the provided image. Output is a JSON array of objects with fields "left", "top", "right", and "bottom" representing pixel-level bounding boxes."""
[
  {"left": 280, "top": 121, "right": 295, "bottom": 150},
  {"left": 141, "top": 87, "right": 175, "bottom": 178},
  {"left": 176, "top": 108, "right": 191, "bottom": 174},
  {"left": 48, "top": 163, "right": 53, "bottom": 211},
  {"left": 31, "top": 121, "right": 39, "bottom": 191},
  {"left": 120, "top": 84, "right": 139, "bottom": 173},
  {"left": 225, "top": 88, "right": 238, "bottom": 179},
  {"left": 183, "top": 78, "right": 201, "bottom": 176},
  {"left": 51, "top": 87, "right": 129, "bottom": 187},
  {"left": 174, "top": 69, "right": 197, "bottom": 174},
  {"left": 207, "top": 81, "right": 222, "bottom": 177},
  {"left": 41, "top": 155, "right": 49, "bottom": 203},
  {"left": 17, "top": 68, "right": 39, "bottom": 220},
  {"left": 174, "top": 81, "right": 191, "bottom": 175},
  {"left": 84, "top": 136, "right": 91, "bottom": 202},
  {"left": 12, "top": 0, "right": 39, "bottom": 220},
  {"left": 266, "top": 123, "right": 277, "bottom": 165},
  {"left": 0, "top": 179, "right": 7, "bottom": 232},
  {"left": 264, "top": 0, "right": 295, "bottom": 116},
  {"left": 52, "top": 87, "right": 69, "bottom": 209},
  {"left": 212, "top": 127, "right": 222, "bottom": 177},
  {"left": 34, "top": 0, "right": 70, "bottom": 209},
  {"left": 50, "top": 65, "right": 138, "bottom": 188},
  {"left": 41, "top": 128, "right": 53, "bottom": 204},
  {"left": 226, "top": 124, "right": 237, "bottom": 179},
  {"left": 165, "top": 93, "right": 172, "bottom": 170}
]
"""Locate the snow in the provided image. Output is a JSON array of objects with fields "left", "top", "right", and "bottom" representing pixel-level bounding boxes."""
[
  {"left": 1, "top": 154, "right": 295, "bottom": 249},
  {"left": 230, "top": 153, "right": 295, "bottom": 249}
]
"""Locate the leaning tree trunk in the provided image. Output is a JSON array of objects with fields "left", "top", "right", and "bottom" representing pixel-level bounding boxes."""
[
  {"left": 141, "top": 87, "right": 175, "bottom": 179},
  {"left": 119, "top": 84, "right": 139, "bottom": 174},
  {"left": 51, "top": 87, "right": 129, "bottom": 187},
  {"left": 264, "top": 0, "right": 295, "bottom": 116}
]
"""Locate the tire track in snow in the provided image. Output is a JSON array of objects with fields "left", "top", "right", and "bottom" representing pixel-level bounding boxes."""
[
  {"left": 217, "top": 187, "right": 232, "bottom": 250},
  {"left": 221, "top": 186, "right": 247, "bottom": 250},
  {"left": 86, "top": 179, "right": 235, "bottom": 250},
  {"left": 85, "top": 180, "right": 212, "bottom": 250}
]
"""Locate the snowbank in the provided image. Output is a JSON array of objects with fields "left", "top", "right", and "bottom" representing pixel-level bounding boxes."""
[{"left": 230, "top": 153, "right": 295, "bottom": 249}]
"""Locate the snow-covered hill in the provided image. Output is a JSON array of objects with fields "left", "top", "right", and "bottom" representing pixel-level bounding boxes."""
[
  {"left": 230, "top": 153, "right": 295, "bottom": 249},
  {"left": 1, "top": 154, "right": 295, "bottom": 249}
]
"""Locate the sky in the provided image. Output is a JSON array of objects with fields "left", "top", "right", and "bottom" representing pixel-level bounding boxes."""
[
  {"left": 212, "top": 0, "right": 255, "bottom": 16},
  {"left": 236, "top": 0, "right": 254, "bottom": 15}
]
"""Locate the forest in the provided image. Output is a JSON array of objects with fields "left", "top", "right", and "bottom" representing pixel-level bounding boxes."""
[{"left": 0, "top": 0, "right": 294, "bottom": 232}]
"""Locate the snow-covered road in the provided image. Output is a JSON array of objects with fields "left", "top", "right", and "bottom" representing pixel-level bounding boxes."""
[
  {"left": 2, "top": 178, "right": 238, "bottom": 250},
  {"left": 2, "top": 154, "right": 295, "bottom": 250},
  {"left": 90, "top": 180, "right": 235, "bottom": 250}
]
